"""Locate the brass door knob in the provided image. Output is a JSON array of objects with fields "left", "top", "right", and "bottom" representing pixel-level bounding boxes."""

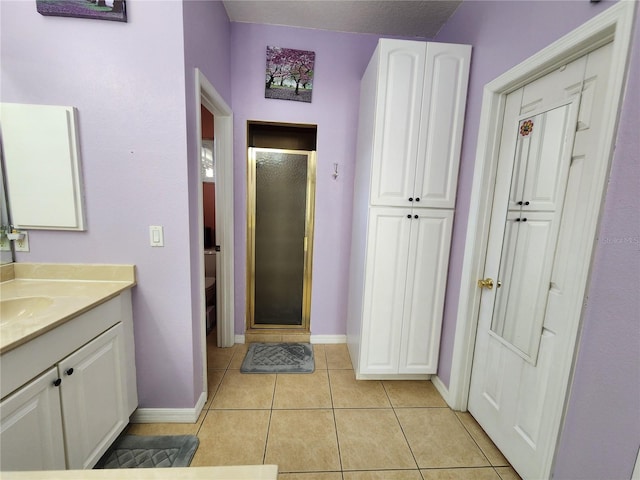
[{"left": 477, "top": 278, "right": 494, "bottom": 289}]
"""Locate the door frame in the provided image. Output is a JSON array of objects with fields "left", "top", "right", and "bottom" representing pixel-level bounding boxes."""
[
  {"left": 445, "top": 0, "right": 635, "bottom": 413},
  {"left": 195, "top": 69, "right": 235, "bottom": 367}
]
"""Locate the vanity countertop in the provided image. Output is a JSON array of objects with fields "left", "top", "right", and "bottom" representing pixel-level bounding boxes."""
[
  {"left": 0, "top": 263, "right": 136, "bottom": 354},
  {"left": 0, "top": 465, "right": 278, "bottom": 479}
]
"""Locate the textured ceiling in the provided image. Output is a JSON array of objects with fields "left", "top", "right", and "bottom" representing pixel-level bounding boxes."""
[{"left": 222, "top": 1, "right": 462, "bottom": 38}]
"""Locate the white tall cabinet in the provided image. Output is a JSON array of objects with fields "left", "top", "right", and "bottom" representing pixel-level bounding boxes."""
[{"left": 347, "top": 39, "right": 471, "bottom": 378}]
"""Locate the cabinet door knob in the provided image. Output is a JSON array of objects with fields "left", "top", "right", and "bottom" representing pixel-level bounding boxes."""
[
  {"left": 53, "top": 378, "right": 62, "bottom": 387},
  {"left": 414, "top": 215, "right": 418, "bottom": 219},
  {"left": 407, "top": 214, "right": 412, "bottom": 219},
  {"left": 415, "top": 197, "right": 420, "bottom": 202},
  {"left": 524, "top": 201, "right": 530, "bottom": 206},
  {"left": 522, "top": 218, "right": 528, "bottom": 222},
  {"left": 65, "top": 368, "right": 74, "bottom": 376},
  {"left": 408, "top": 197, "right": 413, "bottom": 202},
  {"left": 517, "top": 201, "right": 523, "bottom": 205}
]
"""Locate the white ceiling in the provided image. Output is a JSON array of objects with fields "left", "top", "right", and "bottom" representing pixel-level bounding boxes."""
[{"left": 222, "top": 0, "right": 462, "bottom": 38}]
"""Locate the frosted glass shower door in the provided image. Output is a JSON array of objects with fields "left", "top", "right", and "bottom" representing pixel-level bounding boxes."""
[{"left": 247, "top": 148, "right": 316, "bottom": 329}]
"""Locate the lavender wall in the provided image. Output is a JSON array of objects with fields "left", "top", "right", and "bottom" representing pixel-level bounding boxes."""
[
  {"left": 229, "top": 23, "right": 379, "bottom": 335},
  {"left": 554, "top": 16, "right": 640, "bottom": 479},
  {"left": 182, "top": 0, "right": 232, "bottom": 408},
  {"left": 0, "top": 1, "right": 199, "bottom": 408},
  {"left": 435, "top": 1, "right": 640, "bottom": 478}
]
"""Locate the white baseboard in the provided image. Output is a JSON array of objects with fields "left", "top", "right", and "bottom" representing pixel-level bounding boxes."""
[
  {"left": 234, "top": 334, "right": 245, "bottom": 344},
  {"left": 130, "top": 391, "right": 207, "bottom": 423},
  {"left": 311, "top": 334, "right": 346, "bottom": 344},
  {"left": 432, "top": 374, "right": 457, "bottom": 410}
]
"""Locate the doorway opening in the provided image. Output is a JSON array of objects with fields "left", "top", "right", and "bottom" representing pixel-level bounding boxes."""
[
  {"left": 200, "top": 105, "right": 217, "bottom": 336},
  {"left": 195, "top": 69, "right": 235, "bottom": 419},
  {"left": 246, "top": 122, "right": 317, "bottom": 335}
]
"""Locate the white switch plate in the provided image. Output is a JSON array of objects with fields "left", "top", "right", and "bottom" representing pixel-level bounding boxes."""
[
  {"left": 149, "top": 225, "right": 164, "bottom": 247},
  {"left": 14, "top": 231, "right": 29, "bottom": 252}
]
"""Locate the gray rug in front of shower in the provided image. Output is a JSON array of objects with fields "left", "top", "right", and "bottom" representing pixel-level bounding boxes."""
[
  {"left": 94, "top": 435, "right": 199, "bottom": 469},
  {"left": 241, "top": 342, "right": 315, "bottom": 373}
]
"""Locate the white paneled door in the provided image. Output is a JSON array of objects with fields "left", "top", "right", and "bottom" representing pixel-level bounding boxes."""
[{"left": 469, "top": 42, "right": 613, "bottom": 479}]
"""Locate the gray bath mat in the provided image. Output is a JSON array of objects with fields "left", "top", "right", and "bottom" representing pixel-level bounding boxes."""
[
  {"left": 241, "top": 342, "right": 315, "bottom": 373},
  {"left": 94, "top": 435, "right": 199, "bottom": 468}
]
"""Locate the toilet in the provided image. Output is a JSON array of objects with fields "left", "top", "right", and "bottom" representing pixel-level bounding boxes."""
[
  {"left": 204, "top": 250, "right": 217, "bottom": 301},
  {"left": 205, "top": 276, "right": 216, "bottom": 306},
  {"left": 204, "top": 251, "right": 216, "bottom": 331}
]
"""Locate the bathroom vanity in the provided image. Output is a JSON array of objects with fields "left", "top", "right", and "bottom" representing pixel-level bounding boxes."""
[{"left": 0, "top": 263, "right": 137, "bottom": 471}]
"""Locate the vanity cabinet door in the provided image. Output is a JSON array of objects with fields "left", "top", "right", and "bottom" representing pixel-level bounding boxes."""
[
  {"left": 0, "top": 367, "right": 66, "bottom": 471},
  {"left": 58, "top": 323, "right": 128, "bottom": 469}
]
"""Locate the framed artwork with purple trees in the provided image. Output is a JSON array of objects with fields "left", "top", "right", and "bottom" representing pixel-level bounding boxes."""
[
  {"left": 36, "top": 0, "right": 127, "bottom": 22},
  {"left": 265, "top": 46, "right": 315, "bottom": 103}
]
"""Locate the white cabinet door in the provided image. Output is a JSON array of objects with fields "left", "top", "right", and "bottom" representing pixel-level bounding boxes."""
[
  {"left": 59, "top": 324, "right": 127, "bottom": 469},
  {"left": 360, "top": 207, "right": 412, "bottom": 374},
  {"left": 370, "top": 40, "right": 427, "bottom": 207},
  {"left": 0, "top": 367, "right": 66, "bottom": 471},
  {"left": 399, "top": 209, "right": 453, "bottom": 373},
  {"left": 416, "top": 43, "right": 471, "bottom": 208}
]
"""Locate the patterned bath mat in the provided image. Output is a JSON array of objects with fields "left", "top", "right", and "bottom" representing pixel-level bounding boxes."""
[
  {"left": 94, "top": 434, "right": 199, "bottom": 468},
  {"left": 241, "top": 342, "right": 315, "bottom": 373}
]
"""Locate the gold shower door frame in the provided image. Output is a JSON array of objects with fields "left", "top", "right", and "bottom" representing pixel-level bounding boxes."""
[{"left": 247, "top": 147, "right": 316, "bottom": 331}]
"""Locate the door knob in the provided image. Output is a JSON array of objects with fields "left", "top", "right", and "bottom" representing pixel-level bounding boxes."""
[{"left": 477, "top": 278, "right": 494, "bottom": 289}]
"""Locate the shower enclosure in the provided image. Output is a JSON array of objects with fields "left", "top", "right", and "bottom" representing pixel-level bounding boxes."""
[{"left": 247, "top": 147, "right": 316, "bottom": 330}]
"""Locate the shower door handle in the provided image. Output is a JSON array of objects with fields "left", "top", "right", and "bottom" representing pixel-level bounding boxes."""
[{"left": 214, "top": 245, "right": 220, "bottom": 252}]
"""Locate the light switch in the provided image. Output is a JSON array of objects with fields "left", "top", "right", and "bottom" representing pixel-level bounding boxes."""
[{"left": 149, "top": 225, "right": 164, "bottom": 247}]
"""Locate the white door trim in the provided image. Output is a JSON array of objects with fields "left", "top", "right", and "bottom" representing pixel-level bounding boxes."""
[
  {"left": 195, "top": 69, "right": 235, "bottom": 365},
  {"left": 444, "top": 0, "right": 636, "bottom": 413}
]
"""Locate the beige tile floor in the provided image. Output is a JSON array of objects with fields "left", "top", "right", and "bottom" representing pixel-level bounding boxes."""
[{"left": 128, "top": 335, "right": 522, "bottom": 480}]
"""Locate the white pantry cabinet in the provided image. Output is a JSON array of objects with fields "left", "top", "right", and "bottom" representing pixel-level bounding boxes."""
[
  {"left": 0, "top": 292, "right": 136, "bottom": 471},
  {"left": 347, "top": 39, "right": 470, "bottom": 378}
]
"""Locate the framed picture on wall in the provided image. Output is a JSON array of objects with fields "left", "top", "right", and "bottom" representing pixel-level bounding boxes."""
[
  {"left": 265, "top": 46, "right": 315, "bottom": 103},
  {"left": 36, "top": 0, "right": 127, "bottom": 22}
]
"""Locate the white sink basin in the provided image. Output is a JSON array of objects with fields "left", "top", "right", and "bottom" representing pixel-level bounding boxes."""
[{"left": 0, "top": 297, "right": 54, "bottom": 324}]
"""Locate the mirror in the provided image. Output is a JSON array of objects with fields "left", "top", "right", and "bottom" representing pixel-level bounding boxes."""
[
  {"left": 490, "top": 101, "right": 578, "bottom": 363},
  {"left": 0, "top": 103, "right": 86, "bottom": 231},
  {"left": 201, "top": 139, "right": 216, "bottom": 182}
]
